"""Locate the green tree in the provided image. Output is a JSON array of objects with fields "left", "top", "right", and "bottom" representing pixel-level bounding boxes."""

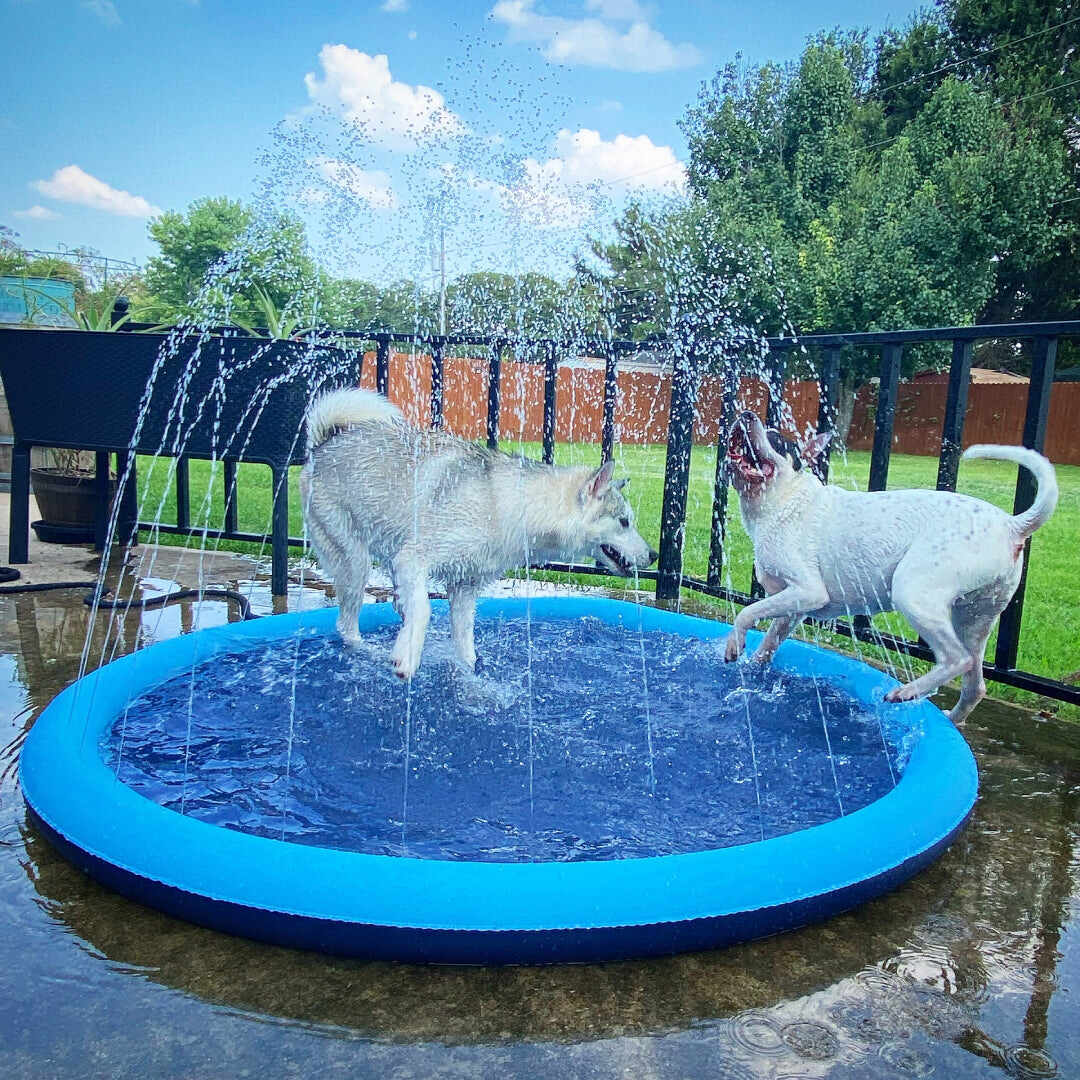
[
  {"left": 143, "top": 197, "right": 318, "bottom": 324},
  {"left": 578, "top": 202, "right": 780, "bottom": 373},
  {"left": 872, "top": 0, "right": 1080, "bottom": 326},
  {"left": 317, "top": 276, "right": 381, "bottom": 330},
  {"left": 598, "top": 22, "right": 1075, "bottom": 437},
  {"left": 445, "top": 271, "right": 567, "bottom": 343}
]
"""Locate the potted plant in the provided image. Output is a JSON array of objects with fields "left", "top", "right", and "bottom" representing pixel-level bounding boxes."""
[{"left": 29, "top": 447, "right": 115, "bottom": 543}]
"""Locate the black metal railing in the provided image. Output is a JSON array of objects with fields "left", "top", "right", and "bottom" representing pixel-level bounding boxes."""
[{"left": 1, "top": 319, "right": 1076, "bottom": 704}]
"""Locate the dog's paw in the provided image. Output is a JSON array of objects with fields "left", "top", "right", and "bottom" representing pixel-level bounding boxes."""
[
  {"left": 884, "top": 683, "right": 922, "bottom": 703},
  {"left": 392, "top": 654, "right": 419, "bottom": 680},
  {"left": 390, "top": 638, "right": 420, "bottom": 679},
  {"left": 723, "top": 633, "right": 743, "bottom": 663}
]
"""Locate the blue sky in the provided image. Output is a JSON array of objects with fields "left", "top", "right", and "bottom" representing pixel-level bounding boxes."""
[{"left": 2, "top": 0, "right": 919, "bottom": 284}]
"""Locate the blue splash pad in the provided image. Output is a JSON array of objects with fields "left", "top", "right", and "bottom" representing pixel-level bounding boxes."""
[
  {"left": 20, "top": 597, "right": 977, "bottom": 964},
  {"left": 107, "top": 618, "right": 902, "bottom": 862}
]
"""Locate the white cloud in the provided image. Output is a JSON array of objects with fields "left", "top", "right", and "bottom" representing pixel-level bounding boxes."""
[
  {"left": 13, "top": 205, "right": 61, "bottom": 221},
  {"left": 32, "top": 165, "right": 161, "bottom": 217},
  {"left": 380, "top": 0, "right": 408, "bottom": 10},
  {"left": 472, "top": 128, "right": 685, "bottom": 231},
  {"left": 304, "top": 44, "right": 463, "bottom": 149},
  {"left": 490, "top": 0, "right": 701, "bottom": 73},
  {"left": 81, "top": 0, "right": 120, "bottom": 25},
  {"left": 536, "top": 128, "right": 686, "bottom": 191},
  {"left": 309, "top": 156, "right": 397, "bottom": 209}
]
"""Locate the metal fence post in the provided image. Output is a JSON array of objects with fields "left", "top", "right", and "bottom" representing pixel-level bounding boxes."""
[
  {"left": 487, "top": 339, "right": 502, "bottom": 450},
  {"left": 816, "top": 347, "right": 841, "bottom": 482},
  {"left": 656, "top": 351, "right": 698, "bottom": 600},
  {"left": 707, "top": 362, "right": 740, "bottom": 588},
  {"left": 376, "top": 335, "right": 390, "bottom": 397},
  {"left": 175, "top": 457, "right": 190, "bottom": 531},
  {"left": 223, "top": 459, "right": 238, "bottom": 535},
  {"left": 868, "top": 343, "right": 903, "bottom": 492},
  {"left": 601, "top": 343, "right": 618, "bottom": 462},
  {"left": 936, "top": 339, "right": 973, "bottom": 491},
  {"left": 995, "top": 336, "right": 1057, "bottom": 670},
  {"left": 765, "top": 348, "right": 788, "bottom": 430},
  {"left": 542, "top": 341, "right": 558, "bottom": 465},
  {"left": 430, "top": 338, "right": 444, "bottom": 430}
]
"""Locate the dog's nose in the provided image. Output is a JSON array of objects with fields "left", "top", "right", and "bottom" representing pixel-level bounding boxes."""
[{"left": 648, "top": 548, "right": 659, "bottom": 565}]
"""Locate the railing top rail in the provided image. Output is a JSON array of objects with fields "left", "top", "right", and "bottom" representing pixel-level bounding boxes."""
[
  {"left": 766, "top": 320, "right": 1080, "bottom": 349},
  {"left": 8, "top": 317, "right": 1078, "bottom": 357}
]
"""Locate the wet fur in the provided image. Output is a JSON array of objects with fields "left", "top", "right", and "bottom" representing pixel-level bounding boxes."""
[{"left": 302, "top": 389, "right": 656, "bottom": 678}]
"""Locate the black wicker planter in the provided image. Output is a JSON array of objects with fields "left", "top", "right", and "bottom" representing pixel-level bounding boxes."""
[{"left": 0, "top": 328, "right": 361, "bottom": 591}]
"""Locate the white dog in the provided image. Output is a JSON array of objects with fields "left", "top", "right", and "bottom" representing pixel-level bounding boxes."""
[
  {"left": 724, "top": 410, "right": 1058, "bottom": 724},
  {"left": 301, "top": 388, "right": 657, "bottom": 679}
]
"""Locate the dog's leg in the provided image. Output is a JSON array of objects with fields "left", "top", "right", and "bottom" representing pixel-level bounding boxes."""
[
  {"left": 725, "top": 582, "right": 827, "bottom": 662},
  {"left": 947, "top": 606, "right": 996, "bottom": 725},
  {"left": 336, "top": 543, "right": 371, "bottom": 645},
  {"left": 448, "top": 582, "right": 479, "bottom": 672},
  {"left": 306, "top": 493, "right": 363, "bottom": 644},
  {"left": 885, "top": 565, "right": 973, "bottom": 703},
  {"left": 390, "top": 559, "right": 431, "bottom": 680},
  {"left": 753, "top": 615, "right": 804, "bottom": 662}
]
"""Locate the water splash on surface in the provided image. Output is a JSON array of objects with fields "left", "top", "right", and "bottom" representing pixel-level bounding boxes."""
[{"left": 105, "top": 617, "right": 903, "bottom": 863}]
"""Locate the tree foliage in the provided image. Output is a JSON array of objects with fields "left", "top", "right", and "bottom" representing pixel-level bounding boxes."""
[
  {"left": 144, "top": 197, "right": 318, "bottom": 323},
  {"left": 587, "top": 3, "right": 1076, "bottom": 394}
]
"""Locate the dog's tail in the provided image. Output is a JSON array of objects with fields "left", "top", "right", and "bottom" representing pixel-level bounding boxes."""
[
  {"left": 962, "top": 445, "right": 1059, "bottom": 538},
  {"left": 304, "top": 388, "right": 403, "bottom": 452}
]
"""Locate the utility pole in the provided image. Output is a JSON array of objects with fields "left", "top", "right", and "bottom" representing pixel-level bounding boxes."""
[{"left": 438, "top": 226, "right": 446, "bottom": 336}]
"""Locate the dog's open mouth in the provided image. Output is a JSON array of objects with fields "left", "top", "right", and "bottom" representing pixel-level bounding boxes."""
[
  {"left": 727, "top": 428, "right": 775, "bottom": 484},
  {"left": 599, "top": 544, "right": 635, "bottom": 576}
]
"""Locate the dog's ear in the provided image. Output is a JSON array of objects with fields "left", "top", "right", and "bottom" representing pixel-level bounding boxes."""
[
  {"left": 582, "top": 459, "right": 616, "bottom": 502},
  {"left": 802, "top": 431, "right": 833, "bottom": 464}
]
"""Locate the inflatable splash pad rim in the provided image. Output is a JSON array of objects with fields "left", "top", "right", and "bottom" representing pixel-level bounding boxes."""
[{"left": 20, "top": 596, "right": 977, "bottom": 964}]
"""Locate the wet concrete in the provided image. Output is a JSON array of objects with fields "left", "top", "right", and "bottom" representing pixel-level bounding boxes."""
[{"left": 0, "top": 543, "right": 1078, "bottom": 1078}]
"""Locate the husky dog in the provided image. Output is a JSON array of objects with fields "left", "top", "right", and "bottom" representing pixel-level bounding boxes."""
[
  {"left": 301, "top": 388, "right": 658, "bottom": 678},
  {"left": 724, "top": 410, "right": 1058, "bottom": 724}
]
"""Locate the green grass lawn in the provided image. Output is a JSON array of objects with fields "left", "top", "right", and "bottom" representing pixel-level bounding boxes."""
[{"left": 136, "top": 442, "right": 1079, "bottom": 715}]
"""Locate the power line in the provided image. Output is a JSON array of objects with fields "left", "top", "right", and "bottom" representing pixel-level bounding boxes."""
[
  {"left": 603, "top": 159, "right": 687, "bottom": 187},
  {"left": 855, "top": 74, "right": 1080, "bottom": 159},
  {"left": 875, "top": 13, "right": 1080, "bottom": 97}
]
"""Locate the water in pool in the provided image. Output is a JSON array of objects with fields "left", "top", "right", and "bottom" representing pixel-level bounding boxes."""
[{"left": 105, "top": 615, "right": 905, "bottom": 862}]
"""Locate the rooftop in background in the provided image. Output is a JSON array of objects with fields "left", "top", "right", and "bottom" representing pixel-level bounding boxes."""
[{"left": 912, "top": 367, "right": 1029, "bottom": 385}]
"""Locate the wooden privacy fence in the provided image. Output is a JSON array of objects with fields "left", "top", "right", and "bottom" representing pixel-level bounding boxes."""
[
  {"left": 848, "top": 379, "right": 1080, "bottom": 465},
  {"left": 359, "top": 350, "right": 821, "bottom": 445}
]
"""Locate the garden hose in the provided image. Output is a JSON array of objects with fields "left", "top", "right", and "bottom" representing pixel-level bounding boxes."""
[{"left": 0, "top": 569, "right": 259, "bottom": 621}]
